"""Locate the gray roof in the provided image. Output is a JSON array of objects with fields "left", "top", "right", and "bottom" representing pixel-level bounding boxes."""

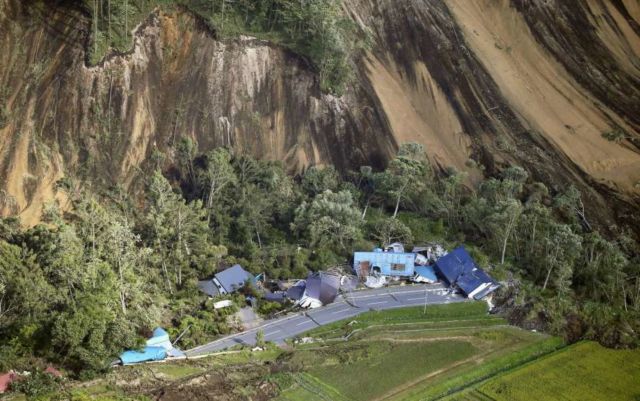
[
  {"left": 216, "top": 264, "right": 254, "bottom": 293},
  {"left": 198, "top": 280, "right": 220, "bottom": 297},
  {"left": 305, "top": 272, "right": 340, "bottom": 304}
]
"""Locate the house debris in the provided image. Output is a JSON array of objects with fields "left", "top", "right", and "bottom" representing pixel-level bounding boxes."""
[
  {"left": 433, "top": 246, "right": 500, "bottom": 300},
  {"left": 198, "top": 264, "right": 256, "bottom": 297},
  {"left": 298, "top": 272, "right": 341, "bottom": 308},
  {"left": 412, "top": 265, "right": 438, "bottom": 283},
  {"left": 119, "top": 328, "right": 185, "bottom": 365}
]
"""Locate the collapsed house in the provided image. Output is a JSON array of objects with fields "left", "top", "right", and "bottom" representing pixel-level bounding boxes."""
[
  {"left": 353, "top": 244, "right": 446, "bottom": 287},
  {"left": 198, "top": 264, "right": 256, "bottom": 297},
  {"left": 280, "top": 272, "right": 342, "bottom": 308},
  {"left": 353, "top": 249, "right": 417, "bottom": 279},
  {"left": 433, "top": 246, "right": 500, "bottom": 300},
  {"left": 119, "top": 328, "right": 185, "bottom": 365},
  {"left": 298, "top": 272, "right": 341, "bottom": 308}
]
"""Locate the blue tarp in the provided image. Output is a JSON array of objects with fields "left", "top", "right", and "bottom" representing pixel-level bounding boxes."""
[
  {"left": 434, "top": 246, "right": 499, "bottom": 299},
  {"left": 120, "top": 346, "right": 167, "bottom": 365}
]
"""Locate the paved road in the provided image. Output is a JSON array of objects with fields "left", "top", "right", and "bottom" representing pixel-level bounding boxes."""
[{"left": 186, "top": 284, "right": 466, "bottom": 356}]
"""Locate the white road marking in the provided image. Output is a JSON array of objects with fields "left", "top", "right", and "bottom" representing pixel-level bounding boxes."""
[
  {"left": 331, "top": 308, "right": 353, "bottom": 314},
  {"left": 296, "top": 320, "right": 315, "bottom": 326},
  {"left": 264, "top": 330, "right": 281, "bottom": 337},
  {"left": 368, "top": 301, "right": 388, "bottom": 305},
  {"left": 406, "top": 297, "right": 428, "bottom": 301}
]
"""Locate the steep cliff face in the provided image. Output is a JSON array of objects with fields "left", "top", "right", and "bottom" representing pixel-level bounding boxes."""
[{"left": 0, "top": 0, "right": 639, "bottom": 231}]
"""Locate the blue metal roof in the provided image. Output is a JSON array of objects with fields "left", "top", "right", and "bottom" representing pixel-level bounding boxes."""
[
  {"left": 434, "top": 247, "right": 477, "bottom": 284},
  {"left": 434, "top": 246, "right": 498, "bottom": 298}
]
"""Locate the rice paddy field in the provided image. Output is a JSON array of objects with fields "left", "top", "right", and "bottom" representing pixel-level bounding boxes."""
[
  {"left": 448, "top": 341, "right": 640, "bottom": 401},
  {"left": 276, "top": 302, "right": 562, "bottom": 401}
]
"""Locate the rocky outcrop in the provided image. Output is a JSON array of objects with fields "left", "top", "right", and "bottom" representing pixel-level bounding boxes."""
[{"left": 0, "top": 0, "right": 639, "bottom": 232}]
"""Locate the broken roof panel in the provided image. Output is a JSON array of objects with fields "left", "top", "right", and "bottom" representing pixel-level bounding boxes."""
[{"left": 414, "top": 265, "right": 438, "bottom": 282}]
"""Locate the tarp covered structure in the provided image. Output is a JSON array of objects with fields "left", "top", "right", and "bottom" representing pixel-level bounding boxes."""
[{"left": 434, "top": 246, "right": 499, "bottom": 299}]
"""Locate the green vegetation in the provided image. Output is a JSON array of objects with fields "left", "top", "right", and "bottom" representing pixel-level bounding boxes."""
[
  {"left": 463, "top": 342, "right": 640, "bottom": 401},
  {"left": 1, "top": 140, "right": 639, "bottom": 394},
  {"left": 277, "top": 303, "right": 557, "bottom": 401},
  {"left": 84, "top": 0, "right": 365, "bottom": 94}
]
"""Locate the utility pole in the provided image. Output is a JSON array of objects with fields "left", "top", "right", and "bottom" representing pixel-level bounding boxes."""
[{"left": 423, "top": 286, "right": 428, "bottom": 315}]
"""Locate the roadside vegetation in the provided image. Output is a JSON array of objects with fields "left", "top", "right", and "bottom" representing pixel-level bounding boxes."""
[
  {"left": 83, "top": 0, "right": 365, "bottom": 94},
  {"left": 1, "top": 141, "right": 639, "bottom": 390}
]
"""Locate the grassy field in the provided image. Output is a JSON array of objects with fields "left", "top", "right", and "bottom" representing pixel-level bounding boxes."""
[
  {"left": 457, "top": 341, "right": 640, "bottom": 401},
  {"left": 277, "top": 302, "right": 557, "bottom": 401}
]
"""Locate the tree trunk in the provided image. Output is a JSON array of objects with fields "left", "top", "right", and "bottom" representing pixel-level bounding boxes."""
[
  {"left": 542, "top": 264, "right": 553, "bottom": 291},
  {"left": 361, "top": 198, "right": 370, "bottom": 220}
]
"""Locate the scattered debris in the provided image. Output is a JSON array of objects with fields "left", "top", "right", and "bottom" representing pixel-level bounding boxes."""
[{"left": 213, "top": 300, "right": 233, "bottom": 309}]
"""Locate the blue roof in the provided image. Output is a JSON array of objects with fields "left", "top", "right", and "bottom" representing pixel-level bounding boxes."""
[
  {"left": 353, "top": 251, "right": 416, "bottom": 277},
  {"left": 434, "top": 247, "right": 477, "bottom": 284},
  {"left": 120, "top": 346, "right": 166, "bottom": 365},
  {"left": 434, "top": 247, "right": 498, "bottom": 298},
  {"left": 414, "top": 265, "right": 437, "bottom": 282},
  {"left": 215, "top": 264, "right": 254, "bottom": 293}
]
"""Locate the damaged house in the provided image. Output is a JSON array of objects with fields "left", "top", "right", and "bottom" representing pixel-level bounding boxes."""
[
  {"left": 353, "top": 246, "right": 440, "bottom": 287},
  {"left": 198, "top": 264, "right": 255, "bottom": 297},
  {"left": 434, "top": 246, "right": 500, "bottom": 300}
]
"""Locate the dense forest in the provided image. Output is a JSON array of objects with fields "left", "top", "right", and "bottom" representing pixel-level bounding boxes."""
[{"left": 1, "top": 142, "right": 639, "bottom": 379}]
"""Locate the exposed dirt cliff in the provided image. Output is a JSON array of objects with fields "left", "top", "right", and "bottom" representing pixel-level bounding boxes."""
[{"left": 0, "top": 0, "right": 639, "bottom": 231}]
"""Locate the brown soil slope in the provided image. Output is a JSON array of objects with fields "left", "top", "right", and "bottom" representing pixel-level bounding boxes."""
[{"left": 0, "top": 0, "right": 638, "bottom": 231}]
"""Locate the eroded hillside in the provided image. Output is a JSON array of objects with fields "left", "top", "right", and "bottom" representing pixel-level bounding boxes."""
[{"left": 0, "top": 0, "right": 639, "bottom": 231}]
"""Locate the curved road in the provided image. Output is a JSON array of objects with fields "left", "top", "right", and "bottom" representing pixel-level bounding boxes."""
[{"left": 186, "top": 283, "right": 466, "bottom": 356}]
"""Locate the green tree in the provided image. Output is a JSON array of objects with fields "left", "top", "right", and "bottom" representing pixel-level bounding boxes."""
[{"left": 292, "top": 190, "right": 362, "bottom": 249}]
